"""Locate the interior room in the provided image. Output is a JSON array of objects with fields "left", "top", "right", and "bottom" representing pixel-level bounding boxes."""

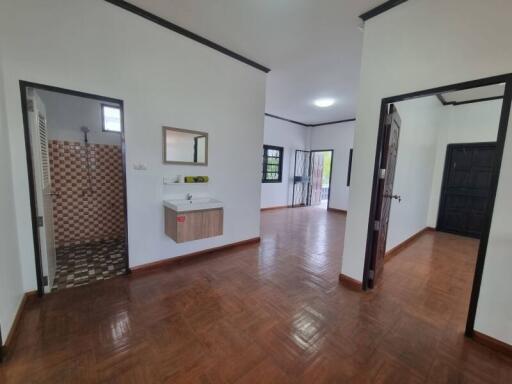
[
  {"left": 1, "top": 0, "right": 512, "bottom": 382},
  {"left": 24, "top": 87, "right": 128, "bottom": 292},
  {"left": 260, "top": 115, "right": 354, "bottom": 212},
  {"left": 371, "top": 84, "right": 504, "bottom": 333}
]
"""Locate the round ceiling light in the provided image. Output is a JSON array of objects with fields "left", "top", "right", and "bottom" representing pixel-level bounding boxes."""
[{"left": 314, "top": 98, "right": 335, "bottom": 108}]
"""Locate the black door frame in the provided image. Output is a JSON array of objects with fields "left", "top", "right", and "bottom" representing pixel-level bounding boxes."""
[
  {"left": 436, "top": 141, "right": 497, "bottom": 238},
  {"left": 361, "top": 73, "right": 512, "bottom": 338},
  {"left": 309, "top": 149, "right": 334, "bottom": 209},
  {"left": 19, "top": 80, "right": 130, "bottom": 297}
]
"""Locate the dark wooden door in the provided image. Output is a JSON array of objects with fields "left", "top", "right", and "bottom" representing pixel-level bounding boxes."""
[
  {"left": 370, "top": 104, "right": 401, "bottom": 287},
  {"left": 437, "top": 142, "right": 496, "bottom": 238}
]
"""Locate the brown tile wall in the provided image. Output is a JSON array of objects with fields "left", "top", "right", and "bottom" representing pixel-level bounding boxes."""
[{"left": 49, "top": 140, "right": 125, "bottom": 247}]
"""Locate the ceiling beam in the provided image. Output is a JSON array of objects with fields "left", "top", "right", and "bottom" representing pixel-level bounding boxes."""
[
  {"left": 104, "top": 0, "right": 270, "bottom": 73},
  {"left": 359, "top": 0, "right": 409, "bottom": 22},
  {"left": 265, "top": 113, "right": 356, "bottom": 127}
]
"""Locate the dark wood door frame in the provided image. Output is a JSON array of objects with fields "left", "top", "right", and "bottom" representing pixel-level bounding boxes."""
[
  {"left": 436, "top": 142, "right": 497, "bottom": 238},
  {"left": 19, "top": 80, "right": 131, "bottom": 297},
  {"left": 309, "top": 149, "right": 334, "bottom": 209},
  {"left": 361, "top": 73, "right": 512, "bottom": 338}
]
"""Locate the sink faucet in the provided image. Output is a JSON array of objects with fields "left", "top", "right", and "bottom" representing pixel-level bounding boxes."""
[{"left": 186, "top": 193, "right": 193, "bottom": 200}]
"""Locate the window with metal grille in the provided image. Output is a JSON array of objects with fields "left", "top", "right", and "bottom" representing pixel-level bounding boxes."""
[{"left": 262, "top": 145, "right": 283, "bottom": 183}]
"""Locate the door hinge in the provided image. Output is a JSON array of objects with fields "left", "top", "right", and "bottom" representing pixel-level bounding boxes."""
[
  {"left": 369, "top": 270, "right": 375, "bottom": 280},
  {"left": 37, "top": 216, "right": 44, "bottom": 227},
  {"left": 379, "top": 168, "right": 386, "bottom": 179},
  {"left": 43, "top": 275, "right": 48, "bottom": 287},
  {"left": 374, "top": 220, "right": 380, "bottom": 231}
]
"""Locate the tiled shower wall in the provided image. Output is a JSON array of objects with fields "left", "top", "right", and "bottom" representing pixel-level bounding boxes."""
[{"left": 49, "top": 140, "right": 125, "bottom": 248}]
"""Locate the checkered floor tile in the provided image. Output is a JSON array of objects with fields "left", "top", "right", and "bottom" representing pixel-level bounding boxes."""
[{"left": 52, "top": 239, "right": 127, "bottom": 291}]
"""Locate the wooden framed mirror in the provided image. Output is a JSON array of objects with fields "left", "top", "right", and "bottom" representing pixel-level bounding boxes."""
[{"left": 163, "top": 127, "right": 208, "bottom": 165}]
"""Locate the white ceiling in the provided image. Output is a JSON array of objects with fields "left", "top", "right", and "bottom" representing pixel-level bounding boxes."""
[{"left": 126, "top": 0, "right": 385, "bottom": 124}]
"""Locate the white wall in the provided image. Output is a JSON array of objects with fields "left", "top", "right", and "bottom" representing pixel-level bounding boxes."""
[
  {"left": 260, "top": 116, "right": 309, "bottom": 208},
  {"left": 37, "top": 89, "right": 121, "bottom": 146},
  {"left": 0, "top": 60, "right": 24, "bottom": 344},
  {"left": 342, "top": 0, "right": 512, "bottom": 345},
  {"left": 386, "top": 97, "right": 440, "bottom": 251},
  {"left": 427, "top": 100, "right": 502, "bottom": 227},
  {"left": 310, "top": 121, "right": 355, "bottom": 211},
  {"left": 0, "top": 0, "right": 266, "bottom": 292}
]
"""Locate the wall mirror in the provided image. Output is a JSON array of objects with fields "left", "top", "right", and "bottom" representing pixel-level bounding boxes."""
[{"left": 163, "top": 127, "right": 208, "bottom": 165}]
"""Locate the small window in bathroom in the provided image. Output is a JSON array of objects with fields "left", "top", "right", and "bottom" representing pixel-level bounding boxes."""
[
  {"left": 262, "top": 145, "right": 284, "bottom": 183},
  {"left": 101, "top": 104, "right": 122, "bottom": 133}
]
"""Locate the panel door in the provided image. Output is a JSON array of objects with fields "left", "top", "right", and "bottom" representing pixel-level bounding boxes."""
[
  {"left": 370, "top": 104, "right": 401, "bottom": 287},
  {"left": 437, "top": 143, "right": 496, "bottom": 238}
]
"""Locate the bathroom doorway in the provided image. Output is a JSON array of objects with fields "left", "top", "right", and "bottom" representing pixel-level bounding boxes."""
[{"left": 20, "top": 81, "right": 129, "bottom": 295}]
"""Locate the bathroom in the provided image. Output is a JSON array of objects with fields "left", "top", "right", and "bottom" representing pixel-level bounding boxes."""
[{"left": 25, "top": 87, "right": 128, "bottom": 291}]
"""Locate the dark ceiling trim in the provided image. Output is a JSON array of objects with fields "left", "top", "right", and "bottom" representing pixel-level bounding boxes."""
[
  {"left": 265, "top": 113, "right": 356, "bottom": 127},
  {"left": 436, "top": 94, "right": 448, "bottom": 105},
  {"left": 437, "top": 94, "right": 504, "bottom": 106},
  {"left": 309, "top": 118, "right": 356, "bottom": 127},
  {"left": 265, "top": 113, "right": 309, "bottom": 127},
  {"left": 104, "top": 0, "right": 270, "bottom": 73},
  {"left": 359, "top": 0, "right": 409, "bottom": 21}
]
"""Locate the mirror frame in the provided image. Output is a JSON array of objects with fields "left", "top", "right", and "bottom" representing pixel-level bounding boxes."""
[{"left": 162, "top": 126, "right": 209, "bottom": 166}]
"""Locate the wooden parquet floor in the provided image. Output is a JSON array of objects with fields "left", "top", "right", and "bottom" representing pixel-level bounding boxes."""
[{"left": 1, "top": 206, "right": 511, "bottom": 383}]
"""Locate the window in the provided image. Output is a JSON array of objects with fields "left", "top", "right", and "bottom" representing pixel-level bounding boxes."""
[
  {"left": 262, "top": 145, "right": 283, "bottom": 183},
  {"left": 101, "top": 104, "right": 122, "bottom": 132}
]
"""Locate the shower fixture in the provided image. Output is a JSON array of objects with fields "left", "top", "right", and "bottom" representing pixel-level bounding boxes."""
[
  {"left": 80, "top": 126, "right": 90, "bottom": 144},
  {"left": 80, "top": 126, "right": 93, "bottom": 195}
]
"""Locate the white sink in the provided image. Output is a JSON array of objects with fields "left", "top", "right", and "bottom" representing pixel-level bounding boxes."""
[{"left": 164, "top": 198, "right": 223, "bottom": 213}]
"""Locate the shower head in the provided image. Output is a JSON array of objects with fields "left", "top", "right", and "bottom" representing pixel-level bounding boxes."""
[{"left": 80, "top": 126, "right": 90, "bottom": 144}]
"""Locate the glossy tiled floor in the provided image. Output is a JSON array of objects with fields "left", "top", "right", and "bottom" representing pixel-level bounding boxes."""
[{"left": 1, "top": 206, "right": 511, "bottom": 383}]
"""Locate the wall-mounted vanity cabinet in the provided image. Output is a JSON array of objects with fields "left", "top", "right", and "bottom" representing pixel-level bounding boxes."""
[{"left": 164, "top": 198, "right": 223, "bottom": 243}]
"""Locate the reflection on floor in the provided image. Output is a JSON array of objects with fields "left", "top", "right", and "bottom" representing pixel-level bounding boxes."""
[
  {"left": 2, "top": 206, "right": 511, "bottom": 383},
  {"left": 52, "top": 239, "right": 126, "bottom": 291}
]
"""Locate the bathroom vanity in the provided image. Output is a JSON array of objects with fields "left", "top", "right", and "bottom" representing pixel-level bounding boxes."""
[{"left": 164, "top": 198, "right": 223, "bottom": 243}]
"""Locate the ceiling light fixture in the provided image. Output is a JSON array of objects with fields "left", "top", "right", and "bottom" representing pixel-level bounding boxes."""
[{"left": 314, "top": 98, "right": 335, "bottom": 108}]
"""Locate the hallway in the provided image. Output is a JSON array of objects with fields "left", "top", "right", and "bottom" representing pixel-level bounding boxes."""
[{"left": 1, "top": 207, "right": 511, "bottom": 383}]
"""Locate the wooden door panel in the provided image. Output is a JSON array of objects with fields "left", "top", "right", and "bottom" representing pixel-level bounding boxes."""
[
  {"left": 472, "top": 147, "right": 495, "bottom": 166},
  {"left": 470, "top": 169, "right": 493, "bottom": 189},
  {"left": 370, "top": 104, "right": 401, "bottom": 285},
  {"left": 437, "top": 142, "right": 496, "bottom": 238},
  {"left": 467, "top": 212, "right": 486, "bottom": 235}
]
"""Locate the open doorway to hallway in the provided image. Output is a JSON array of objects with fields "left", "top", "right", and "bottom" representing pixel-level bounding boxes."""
[
  {"left": 291, "top": 149, "right": 333, "bottom": 209},
  {"left": 310, "top": 150, "right": 333, "bottom": 209},
  {"left": 362, "top": 76, "right": 510, "bottom": 339},
  {"left": 20, "top": 82, "right": 129, "bottom": 294}
]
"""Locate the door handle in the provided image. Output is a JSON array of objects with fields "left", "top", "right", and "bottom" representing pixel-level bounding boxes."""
[{"left": 384, "top": 194, "right": 402, "bottom": 203}]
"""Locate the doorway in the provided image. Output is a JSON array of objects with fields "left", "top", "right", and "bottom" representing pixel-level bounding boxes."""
[
  {"left": 20, "top": 81, "right": 129, "bottom": 295},
  {"left": 291, "top": 149, "right": 333, "bottom": 209},
  {"left": 361, "top": 74, "right": 512, "bottom": 338},
  {"left": 310, "top": 150, "right": 333, "bottom": 209}
]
